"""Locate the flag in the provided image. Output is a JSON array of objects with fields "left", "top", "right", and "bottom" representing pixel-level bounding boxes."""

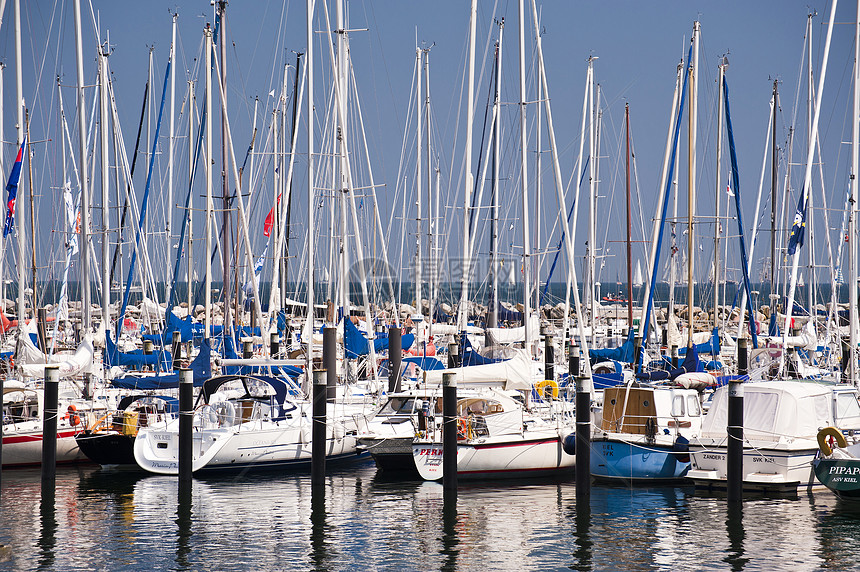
[
  {"left": 263, "top": 193, "right": 281, "bottom": 237},
  {"left": 726, "top": 183, "right": 734, "bottom": 197},
  {"left": 3, "top": 138, "right": 26, "bottom": 238},
  {"left": 787, "top": 188, "right": 807, "bottom": 256}
]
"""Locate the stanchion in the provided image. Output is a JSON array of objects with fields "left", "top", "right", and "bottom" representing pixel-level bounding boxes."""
[
  {"left": 388, "top": 325, "right": 402, "bottom": 393},
  {"left": 323, "top": 325, "right": 337, "bottom": 403},
  {"left": 41, "top": 366, "right": 59, "bottom": 488},
  {"left": 442, "top": 372, "right": 457, "bottom": 494},
  {"left": 178, "top": 368, "right": 193, "bottom": 485},
  {"left": 172, "top": 331, "right": 182, "bottom": 370},
  {"left": 728, "top": 338, "right": 747, "bottom": 503},
  {"left": 312, "top": 370, "right": 327, "bottom": 488}
]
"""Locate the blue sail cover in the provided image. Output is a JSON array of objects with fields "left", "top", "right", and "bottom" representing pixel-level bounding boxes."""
[
  {"left": 105, "top": 333, "right": 172, "bottom": 371},
  {"left": 636, "top": 343, "right": 701, "bottom": 381},
  {"left": 677, "top": 328, "right": 720, "bottom": 356},
  {"left": 142, "top": 313, "right": 194, "bottom": 344},
  {"left": 461, "top": 336, "right": 500, "bottom": 366},
  {"left": 110, "top": 338, "right": 212, "bottom": 390},
  {"left": 589, "top": 329, "right": 635, "bottom": 365},
  {"left": 402, "top": 356, "right": 446, "bottom": 371},
  {"left": 343, "top": 318, "right": 415, "bottom": 360}
]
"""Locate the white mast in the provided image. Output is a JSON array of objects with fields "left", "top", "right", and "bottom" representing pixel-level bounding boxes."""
[
  {"left": 205, "top": 25, "right": 213, "bottom": 336},
  {"left": 305, "top": 0, "right": 316, "bottom": 370},
  {"left": 14, "top": 0, "right": 23, "bottom": 336},
  {"left": 782, "top": 1, "right": 837, "bottom": 372},
  {"left": 168, "top": 12, "right": 177, "bottom": 240},
  {"left": 457, "top": 0, "right": 477, "bottom": 333},
  {"left": 587, "top": 57, "right": 596, "bottom": 337},
  {"left": 686, "top": 22, "right": 699, "bottom": 348},
  {"left": 714, "top": 59, "right": 725, "bottom": 334},
  {"left": 415, "top": 46, "right": 423, "bottom": 318},
  {"left": 424, "top": 49, "right": 433, "bottom": 333},
  {"left": 518, "top": 0, "right": 532, "bottom": 356},
  {"left": 73, "top": 0, "right": 91, "bottom": 334},
  {"left": 489, "top": 22, "right": 504, "bottom": 330},
  {"left": 187, "top": 80, "right": 194, "bottom": 313},
  {"left": 850, "top": 0, "right": 859, "bottom": 385},
  {"left": 100, "top": 31, "right": 111, "bottom": 328}
]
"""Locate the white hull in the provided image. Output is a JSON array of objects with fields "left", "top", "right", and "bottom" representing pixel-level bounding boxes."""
[
  {"left": 135, "top": 412, "right": 363, "bottom": 474},
  {"left": 687, "top": 440, "right": 819, "bottom": 492},
  {"left": 412, "top": 428, "right": 574, "bottom": 480},
  {"left": 1, "top": 422, "right": 86, "bottom": 467}
]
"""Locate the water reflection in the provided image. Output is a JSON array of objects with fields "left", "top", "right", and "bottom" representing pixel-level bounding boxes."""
[
  {"left": 8, "top": 465, "right": 860, "bottom": 570},
  {"left": 724, "top": 504, "right": 747, "bottom": 571},
  {"left": 38, "top": 485, "right": 56, "bottom": 569}
]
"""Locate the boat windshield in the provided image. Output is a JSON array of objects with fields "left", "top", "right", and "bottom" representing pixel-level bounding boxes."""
[
  {"left": 378, "top": 397, "right": 417, "bottom": 416},
  {"left": 835, "top": 392, "right": 860, "bottom": 430}
]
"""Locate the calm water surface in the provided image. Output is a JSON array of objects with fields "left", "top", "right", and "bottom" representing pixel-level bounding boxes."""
[{"left": 2, "top": 460, "right": 860, "bottom": 571}]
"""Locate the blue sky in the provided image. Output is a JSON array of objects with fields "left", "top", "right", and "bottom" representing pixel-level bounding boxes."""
[{"left": 0, "top": 0, "right": 856, "bottom": 306}]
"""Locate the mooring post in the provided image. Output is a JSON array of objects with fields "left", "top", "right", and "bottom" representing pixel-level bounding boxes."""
[
  {"left": 172, "top": 331, "right": 182, "bottom": 370},
  {"left": 0, "top": 372, "right": 4, "bottom": 483},
  {"left": 573, "top": 352, "right": 591, "bottom": 500},
  {"left": 270, "top": 331, "right": 280, "bottom": 358},
  {"left": 312, "top": 369, "right": 327, "bottom": 488},
  {"left": 323, "top": 325, "right": 337, "bottom": 403},
  {"left": 544, "top": 328, "right": 555, "bottom": 386},
  {"left": 242, "top": 339, "right": 253, "bottom": 360},
  {"left": 37, "top": 308, "right": 48, "bottom": 352},
  {"left": 388, "top": 325, "right": 402, "bottom": 393},
  {"left": 447, "top": 341, "right": 460, "bottom": 369},
  {"left": 178, "top": 368, "right": 194, "bottom": 485},
  {"left": 143, "top": 339, "right": 153, "bottom": 355},
  {"left": 41, "top": 366, "right": 59, "bottom": 488},
  {"left": 728, "top": 337, "right": 747, "bottom": 503},
  {"left": 442, "top": 372, "right": 457, "bottom": 493},
  {"left": 671, "top": 345, "right": 679, "bottom": 368}
]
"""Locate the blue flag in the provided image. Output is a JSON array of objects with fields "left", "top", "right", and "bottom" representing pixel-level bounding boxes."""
[
  {"left": 787, "top": 188, "right": 807, "bottom": 256},
  {"left": 3, "top": 139, "right": 25, "bottom": 238}
]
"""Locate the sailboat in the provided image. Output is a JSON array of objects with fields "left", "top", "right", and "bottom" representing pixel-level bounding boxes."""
[{"left": 633, "top": 260, "right": 644, "bottom": 287}]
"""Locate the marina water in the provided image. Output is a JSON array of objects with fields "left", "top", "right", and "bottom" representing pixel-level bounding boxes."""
[{"left": 3, "top": 460, "right": 860, "bottom": 570}]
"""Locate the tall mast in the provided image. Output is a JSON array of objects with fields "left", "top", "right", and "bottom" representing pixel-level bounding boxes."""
[
  {"left": 13, "top": 0, "right": 23, "bottom": 332},
  {"left": 168, "top": 12, "right": 177, "bottom": 241},
  {"left": 415, "top": 46, "right": 423, "bottom": 318},
  {"left": 518, "top": 0, "right": 532, "bottom": 355},
  {"left": 686, "top": 21, "right": 699, "bottom": 348},
  {"left": 205, "top": 25, "right": 213, "bottom": 336},
  {"left": 0, "top": 62, "right": 4, "bottom": 307},
  {"left": 424, "top": 48, "right": 432, "bottom": 328},
  {"left": 807, "top": 12, "right": 815, "bottom": 329},
  {"left": 187, "top": 80, "right": 194, "bottom": 313},
  {"left": 625, "top": 103, "right": 633, "bottom": 329},
  {"left": 73, "top": 0, "right": 90, "bottom": 334},
  {"left": 714, "top": 60, "right": 725, "bottom": 334},
  {"left": 489, "top": 22, "right": 504, "bottom": 330},
  {"left": 771, "top": 79, "right": 779, "bottom": 292},
  {"left": 218, "top": 0, "right": 232, "bottom": 336},
  {"left": 458, "top": 0, "right": 478, "bottom": 333},
  {"left": 306, "top": 0, "right": 315, "bottom": 370},
  {"left": 100, "top": 33, "right": 111, "bottom": 328},
  {"left": 587, "top": 59, "right": 596, "bottom": 336},
  {"left": 850, "top": 0, "right": 859, "bottom": 385}
]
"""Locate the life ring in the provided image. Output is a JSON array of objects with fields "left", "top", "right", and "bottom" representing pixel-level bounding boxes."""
[
  {"left": 535, "top": 379, "right": 559, "bottom": 400},
  {"left": 67, "top": 405, "right": 80, "bottom": 427},
  {"left": 457, "top": 417, "right": 471, "bottom": 440},
  {"left": 817, "top": 426, "right": 848, "bottom": 456}
]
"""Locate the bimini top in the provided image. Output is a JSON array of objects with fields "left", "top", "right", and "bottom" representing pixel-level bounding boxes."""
[{"left": 700, "top": 380, "right": 834, "bottom": 441}]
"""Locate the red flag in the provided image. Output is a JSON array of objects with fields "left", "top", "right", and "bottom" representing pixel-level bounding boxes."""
[{"left": 263, "top": 193, "right": 282, "bottom": 237}]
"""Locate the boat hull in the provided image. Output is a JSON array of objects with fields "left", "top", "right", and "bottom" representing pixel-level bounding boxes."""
[
  {"left": 412, "top": 433, "right": 574, "bottom": 481},
  {"left": 358, "top": 435, "right": 417, "bottom": 472},
  {"left": 813, "top": 457, "right": 860, "bottom": 499},
  {"left": 75, "top": 432, "right": 137, "bottom": 467},
  {"left": 591, "top": 437, "right": 689, "bottom": 482},
  {"left": 2, "top": 425, "right": 87, "bottom": 467},
  {"left": 687, "top": 444, "right": 818, "bottom": 493}
]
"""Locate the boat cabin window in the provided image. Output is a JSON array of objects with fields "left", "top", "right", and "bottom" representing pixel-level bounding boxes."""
[
  {"left": 835, "top": 392, "right": 860, "bottom": 429},
  {"left": 687, "top": 395, "right": 701, "bottom": 417},
  {"left": 671, "top": 395, "right": 685, "bottom": 417},
  {"left": 379, "top": 397, "right": 417, "bottom": 416}
]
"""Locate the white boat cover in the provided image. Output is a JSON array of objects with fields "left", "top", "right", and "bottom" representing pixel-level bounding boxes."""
[
  {"left": 422, "top": 353, "right": 537, "bottom": 391},
  {"left": 486, "top": 315, "right": 540, "bottom": 345},
  {"left": 700, "top": 380, "right": 833, "bottom": 441},
  {"left": 19, "top": 334, "right": 94, "bottom": 378}
]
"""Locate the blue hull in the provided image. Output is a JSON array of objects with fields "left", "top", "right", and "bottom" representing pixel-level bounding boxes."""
[{"left": 591, "top": 439, "right": 690, "bottom": 482}]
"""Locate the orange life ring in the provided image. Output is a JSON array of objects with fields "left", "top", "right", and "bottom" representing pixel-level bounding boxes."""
[{"left": 67, "top": 404, "right": 80, "bottom": 427}]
